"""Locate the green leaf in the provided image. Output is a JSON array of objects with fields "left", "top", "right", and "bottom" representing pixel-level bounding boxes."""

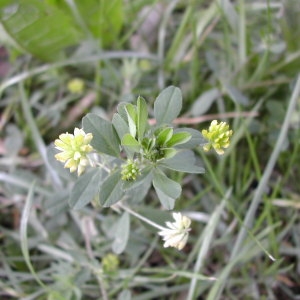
[
  {"left": 225, "top": 84, "right": 249, "bottom": 106},
  {"left": 156, "top": 127, "right": 173, "bottom": 146},
  {"left": 121, "top": 133, "right": 141, "bottom": 152},
  {"left": 160, "top": 148, "right": 177, "bottom": 159},
  {"left": 141, "top": 137, "right": 156, "bottom": 152},
  {"left": 69, "top": 169, "right": 103, "bottom": 210},
  {"left": 155, "top": 188, "right": 175, "bottom": 210},
  {"left": 125, "top": 173, "right": 152, "bottom": 205},
  {"left": 112, "top": 113, "right": 134, "bottom": 157},
  {"left": 166, "top": 132, "right": 191, "bottom": 147},
  {"left": 99, "top": 171, "right": 124, "bottom": 207},
  {"left": 191, "top": 88, "right": 220, "bottom": 116},
  {"left": 117, "top": 102, "right": 129, "bottom": 122},
  {"left": 137, "top": 96, "right": 148, "bottom": 141},
  {"left": 159, "top": 150, "right": 205, "bottom": 174},
  {"left": 175, "top": 128, "right": 207, "bottom": 148},
  {"left": 0, "top": 0, "right": 80, "bottom": 61},
  {"left": 83, "top": 113, "right": 120, "bottom": 157},
  {"left": 154, "top": 86, "right": 182, "bottom": 125},
  {"left": 112, "top": 212, "right": 130, "bottom": 254},
  {"left": 112, "top": 113, "right": 130, "bottom": 141},
  {"left": 75, "top": 0, "right": 123, "bottom": 48},
  {"left": 152, "top": 169, "right": 181, "bottom": 208},
  {"left": 125, "top": 104, "right": 137, "bottom": 138}
]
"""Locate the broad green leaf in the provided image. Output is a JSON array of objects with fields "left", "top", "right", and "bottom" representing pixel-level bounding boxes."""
[
  {"left": 125, "top": 173, "right": 152, "bottom": 205},
  {"left": 141, "top": 137, "right": 156, "bottom": 152},
  {"left": 69, "top": 168, "right": 103, "bottom": 210},
  {"left": 117, "top": 102, "right": 129, "bottom": 122},
  {"left": 155, "top": 187, "right": 175, "bottom": 210},
  {"left": 159, "top": 150, "right": 205, "bottom": 174},
  {"left": 152, "top": 169, "right": 181, "bottom": 200},
  {"left": 125, "top": 104, "right": 137, "bottom": 138},
  {"left": 75, "top": 0, "right": 123, "bottom": 48},
  {"left": 0, "top": 0, "right": 80, "bottom": 61},
  {"left": 121, "top": 133, "right": 141, "bottom": 152},
  {"left": 112, "top": 212, "right": 130, "bottom": 254},
  {"left": 166, "top": 132, "right": 191, "bottom": 147},
  {"left": 99, "top": 171, "right": 123, "bottom": 207},
  {"left": 160, "top": 148, "right": 177, "bottom": 159},
  {"left": 45, "top": 0, "right": 123, "bottom": 48},
  {"left": 175, "top": 128, "right": 207, "bottom": 148},
  {"left": 225, "top": 85, "right": 249, "bottom": 106},
  {"left": 191, "top": 88, "right": 220, "bottom": 117},
  {"left": 44, "top": 190, "right": 69, "bottom": 216},
  {"left": 83, "top": 113, "right": 120, "bottom": 157},
  {"left": 156, "top": 127, "right": 173, "bottom": 146},
  {"left": 112, "top": 113, "right": 130, "bottom": 141},
  {"left": 137, "top": 96, "right": 148, "bottom": 141},
  {"left": 112, "top": 113, "right": 133, "bottom": 157},
  {"left": 154, "top": 86, "right": 182, "bottom": 125}
]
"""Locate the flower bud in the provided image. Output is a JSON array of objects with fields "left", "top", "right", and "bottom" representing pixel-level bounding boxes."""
[
  {"left": 67, "top": 78, "right": 85, "bottom": 94},
  {"left": 102, "top": 253, "right": 119, "bottom": 274},
  {"left": 121, "top": 159, "right": 141, "bottom": 181}
]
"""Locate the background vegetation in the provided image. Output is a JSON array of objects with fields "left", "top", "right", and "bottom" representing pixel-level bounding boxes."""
[{"left": 0, "top": 0, "right": 300, "bottom": 299}]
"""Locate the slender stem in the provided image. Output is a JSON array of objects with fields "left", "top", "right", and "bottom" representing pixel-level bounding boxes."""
[{"left": 118, "top": 202, "right": 165, "bottom": 231}]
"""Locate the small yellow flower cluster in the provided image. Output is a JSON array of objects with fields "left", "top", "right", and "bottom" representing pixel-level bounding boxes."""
[
  {"left": 121, "top": 159, "right": 141, "bottom": 181},
  {"left": 54, "top": 128, "right": 93, "bottom": 176},
  {"left": 67, "top": 78, "right": 85, "bottom": 94},
  {"left": 158, "top": 212, "right": 191, "bottom": 250},
  {"left": 102, "top": 253, "right": 119, "bottom": 274},
  {"left": 202, "top": 120, "right": 233, "bottom": 155}
]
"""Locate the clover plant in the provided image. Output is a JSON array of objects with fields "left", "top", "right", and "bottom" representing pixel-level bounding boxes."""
[{"left": 54, "top": 86, "right": 232, "bottom": 250}]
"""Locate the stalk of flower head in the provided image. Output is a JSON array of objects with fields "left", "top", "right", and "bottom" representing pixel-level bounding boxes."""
[{"left": 118, "top": 203, "right": 191, "bottom": 251}]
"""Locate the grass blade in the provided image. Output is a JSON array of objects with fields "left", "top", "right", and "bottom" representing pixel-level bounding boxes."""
[
  {"left": 187, "top": 189, "right": 231, "bottom": 300},
  {"left": 20, "top": 181, "right": 47, "bottom": 289}
]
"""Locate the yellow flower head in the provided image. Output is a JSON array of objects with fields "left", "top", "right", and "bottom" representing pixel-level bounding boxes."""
[
  {"left": 67, "top": 78, "right": 85, "bottom": 94},
  {"left": 54, "top": 128, "right": 93, "bottom": 176},
  {"left": 102, "top": 253, "right": 119, "bottom": 274},
  {"left": 202, "top": 120, "right": 233, "bottom": 155},
  {"left": 121, "top": 159, "right": 141, "bottom": 181}
]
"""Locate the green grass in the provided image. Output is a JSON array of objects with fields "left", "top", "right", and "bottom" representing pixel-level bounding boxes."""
[{"left": 1, "top": 0, "right": 300, "bottom": 299}]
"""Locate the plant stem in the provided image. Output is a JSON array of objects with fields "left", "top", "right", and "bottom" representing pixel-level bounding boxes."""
[{"left": 118, "top": 202, "right": 165, "bottom": 231}]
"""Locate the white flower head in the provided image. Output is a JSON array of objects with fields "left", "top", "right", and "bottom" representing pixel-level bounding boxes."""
[{"left": 158, "top": 212, "right": 191, "bottom": 250}]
